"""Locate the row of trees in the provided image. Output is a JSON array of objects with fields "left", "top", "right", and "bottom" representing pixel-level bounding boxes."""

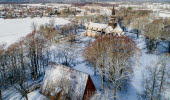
[
  {"left": 116, "top": 7, "right": 169, "bottom": 53},
  {"left": 0, "top": 21, "right": 80, "bottom": 100},
  {"left": 84, "top": 36, "right": 138, "bottom": 100},
  {"left": 116, "top": 7, "right": 152, "bottom": 30},
  {"left": 75, "top": 15, "right": 109, "bottom": 26},
  {"left": 0, "top": 31, "right": 49, "bottom": 100},
  {"left": 0, "top": 30, "right": 50, "bottom": 85},
  {"left": 128, "top": 11, "right": 170, "bottom": 53}
]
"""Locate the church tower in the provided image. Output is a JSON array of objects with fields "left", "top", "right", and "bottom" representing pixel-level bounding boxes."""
[{"left": 108, "top": 6, "right": 117, "bottom": 28}]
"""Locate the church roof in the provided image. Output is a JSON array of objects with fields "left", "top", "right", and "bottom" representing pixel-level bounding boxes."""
[
  {"left": 85, "top": 22, "right": 123, "bottom": 35},
  {"left": 85, "top": 22, "right": 108, "bottom": 31},
  {"left": 41, "top": 64, "right": 89, "bottom": 99},
  {"left": 112, "top": 24, "right": 123, "bottom": 33},
  {"left": 105, "top": 26, "right": 114, "bottom": 33}
]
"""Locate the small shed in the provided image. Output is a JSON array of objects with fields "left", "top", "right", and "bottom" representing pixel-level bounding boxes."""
[{"left": 41, "top": 64, "right": 96, "bottom": 100}]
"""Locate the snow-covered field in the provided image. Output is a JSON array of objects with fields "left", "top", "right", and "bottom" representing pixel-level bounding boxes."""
[
  {"left": 0, "top": 17, "right": 70, "bottom": 46},
  {"left": 159, "top": 12, "right": 170, "bottom": 18},
  {"left": 21, "top": 3, "right": 71, "bottom": 7}
]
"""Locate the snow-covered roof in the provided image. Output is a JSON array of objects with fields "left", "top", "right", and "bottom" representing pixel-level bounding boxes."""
[
  {"left": 105, "top": 26, "right": 114, "bottom": 33},
  {"left": 112, "top": 24, "right": 123, "bottom": 33},
  {"left": 85, "top": 22, "right": 108, "bottom": 31},
  {"left": 85, "top": 22, "right": 124, "bottom": 35},
  {"left": 41, "top": 64, "right": 89, "bottom": 99}
]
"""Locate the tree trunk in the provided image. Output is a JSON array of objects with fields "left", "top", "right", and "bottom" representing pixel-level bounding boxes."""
[
  {"left": 31, "top": 56, "right": 35, "bottom": 80},
  {"left": 113, "top": 84, "right": 117, "bottom": 100},
  {"left": 150, "top": 68, "right": 157, "bottom": 100},
  {"left": 158, "top": 63, "right": 166, "bottom": 99},
  {"left": 94, "top": 67, "right": 97, "bottom": 76},
  {"left": 25, "top": 95, "right": 28, "bottom": 100},
  {"left": 0, "top": 88, "right": 2, "bottom": 100},
  {"left": 154, "top": 41, "right": 158, "bottom": 52},
  {"left": 108, "top": 80, "right": 112, "bottom": 89},
  {"left": 168, "top": 42, "right": 170, "bottom": 53},
  {"left": 33, "top": 49, "right": 38, "bottom": 79},
  {"left": 101, "top": 74, "right": 104, "bottom": 90},
  {"left": 137, "top": 30, "right": 139, "bottom": 39}
]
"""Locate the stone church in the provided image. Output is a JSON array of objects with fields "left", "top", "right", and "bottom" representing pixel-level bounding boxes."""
[{"left": 85, "top": 6, "right": 124, "bottom": 37}]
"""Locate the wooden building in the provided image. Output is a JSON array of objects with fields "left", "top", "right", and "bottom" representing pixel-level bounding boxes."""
[{"left": 41, "top": 64, "right": 96, "bottom": 100}]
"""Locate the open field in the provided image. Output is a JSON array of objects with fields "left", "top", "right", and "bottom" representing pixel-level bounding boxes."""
[{"left": 0, "top": 17, "right": 69, "bottom": 46}]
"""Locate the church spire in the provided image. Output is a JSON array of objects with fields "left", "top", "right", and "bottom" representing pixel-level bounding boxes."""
[
  {"left": 108, "top": 6, "right": 117, "bottom": 28},
  {"left": 112, "top": 6, "right": 115, "bottom": 16}
]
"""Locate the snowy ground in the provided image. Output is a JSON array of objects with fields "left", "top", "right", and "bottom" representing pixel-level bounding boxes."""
[
  {"left": 72, "top": 32, "right": 165, "bottom": 100},
  {"left": 2, "top": 87, "right": 47, "bottom": 100},
  {"left": 1, "top": 31, "right": 169, "bottom": 100},
  {"left": 2, "top": 77, "right": 46, "bottom": 100},
  {"left": 125, "top": 33, "right": 159, "bottom": 100},
  {"left": 159, "top": 12, "right": 170, "bottom": 18},
  {"left": 0, "top": 17, "right": 70, "bottom": 46}
]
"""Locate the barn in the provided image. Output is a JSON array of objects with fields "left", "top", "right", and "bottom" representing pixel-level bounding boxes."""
[{"left": 40, "top": 64, "right": 96, "bottom": 100}]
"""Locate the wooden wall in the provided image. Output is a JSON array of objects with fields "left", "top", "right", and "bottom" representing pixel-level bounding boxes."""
[{"left": 83, "top": 75, "right": 96, "bottom": 100}]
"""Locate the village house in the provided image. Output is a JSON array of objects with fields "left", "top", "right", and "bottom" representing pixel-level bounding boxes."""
[
  {"left": 85, "top": 6, "right": 124, "bottom": 37},
  {"left": 41, "top": 64, "right": 96, "bottom": 100}
]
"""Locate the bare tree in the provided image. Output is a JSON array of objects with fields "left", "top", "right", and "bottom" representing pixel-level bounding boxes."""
[
  {"left": 161, "top": 19, "right": 170, "bottom": 53},
  {"left": 130, "top": 16, "right": 150, "bottom": 39},
  {"left": 84, "top": 37, "right": 107, "bottom": 90},
  {"left": 14, "top": 81, "right": 29, "bottom": 100},
  {"left": 84, "top": 36, "right": 138, "bottom": 98},
  {"left": 144, "top": 19, "right": 164, "bottom": 53},
  {"left": 53, "top": 43, "right": 80, "bottom": 67},
  {"left": 24, "top": 30, "right": 49, "bottom": 80},
  {"left": 116, "top": 7, "right": 152, "bottom": 31},
  {"left": 0, "top": 44, "right": 5, "bottom": 100},
  {"left": 106, "top": 36, "right": 137, "bottom": 100},
  {"left": 139, "top": 54, "right": 170, "bottom": 100},
  {"left": 0, "top": 88, "right": 2, "bottom": 100}
]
